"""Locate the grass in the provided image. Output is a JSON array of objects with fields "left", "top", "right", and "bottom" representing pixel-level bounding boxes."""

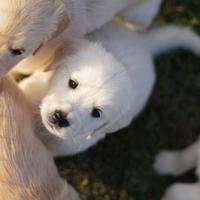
[{"left": 55, "top": 1, "right": 200, "bottom": 199}]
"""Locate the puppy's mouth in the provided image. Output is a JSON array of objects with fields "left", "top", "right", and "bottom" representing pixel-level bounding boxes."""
[
  {"left": 46, "top": 121, "right": 109, "bottom": 138},
  {"left": 43, "top": 114, "right": 109, "bottom": 148},
  {"left": 42, "top": 115, "right": 67, "bottom": 138}
]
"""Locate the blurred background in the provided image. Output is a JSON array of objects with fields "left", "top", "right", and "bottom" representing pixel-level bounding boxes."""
[{"left": 55, "top": 1, "right": 200, "bottom": 199}]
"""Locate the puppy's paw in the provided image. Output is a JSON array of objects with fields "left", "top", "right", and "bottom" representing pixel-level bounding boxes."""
[
  {"left": 153, "top": 150, "right": 181, "bottom": 176},
  {"left": 162, "top": 184, "right": 183, "bottom": 200},
  {"left": 162, "top": 183, "right": 200, "bottom": 200}
]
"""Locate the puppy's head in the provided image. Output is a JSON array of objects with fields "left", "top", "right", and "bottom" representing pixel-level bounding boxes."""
[
  {"left": 0, "top": 0, "right": 69, "bottom": 75},
  {"left": 40, "top": 41, "right": 135, "bottom": 149}
]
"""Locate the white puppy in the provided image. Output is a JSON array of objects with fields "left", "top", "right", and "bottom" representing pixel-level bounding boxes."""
[
  {"left": 19, "top": 22, "right": 200, "bottom": 156},
  {"left": 0, "top": 0, "right": 162, "bottom": 76},
  {"left": 154, "top": 138, "right": 200, "bottom": 200}
]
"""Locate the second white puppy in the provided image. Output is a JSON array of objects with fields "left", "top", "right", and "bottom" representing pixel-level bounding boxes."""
[{"left": 20, "top": 22, "right": 200, "bottom": 156}]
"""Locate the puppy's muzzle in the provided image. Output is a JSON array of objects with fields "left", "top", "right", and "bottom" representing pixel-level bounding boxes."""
[{"left": 49, "top": 110, "right": 70, "bottom": 128}]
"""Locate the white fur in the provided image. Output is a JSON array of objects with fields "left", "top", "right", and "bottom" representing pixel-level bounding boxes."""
[
  {"left": 0, "top": 0, "right": 161, "bottom": 76},
  {"left": 20, "top": 22, "right": 200, "bottom": 157},
  {"left": 154, "top": 137, "right": 200, "bottom": 200},
  {"left": 120, "top": 0, "right": 162, "bottom": 29},
  {"left": 162, "top": 183, "right": 200, "bottom": 200},
  {"left": 0, "top": 0, "right": 67, "bottom": 75},
  {"left": 144, "top": 26, "right": 200, "bottom": 56}
]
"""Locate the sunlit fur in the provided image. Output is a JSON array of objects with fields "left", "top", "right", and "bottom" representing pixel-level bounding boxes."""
[
  {"left": 19, "top": 22, "right": 200, "bottom": 157},
  {"left": 7, "top": 0, "right": 162, "bottom": 76},
  {"left": 0, "top": 76, "right": 80, "bottom": 200}
]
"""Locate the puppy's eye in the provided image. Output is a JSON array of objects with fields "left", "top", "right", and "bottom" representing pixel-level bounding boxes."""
[
  {"left": 91, "top": 108, "right": 102, "bottom": 118},
  {"left": 69, "top": 79, "right": 78, "bottom": 89},
  {"left": 9, "top": 48, "right": 25, "bottom": 56}
]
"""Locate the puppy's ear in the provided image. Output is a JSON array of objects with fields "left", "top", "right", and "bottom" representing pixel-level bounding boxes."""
[
  {"left": 32, "top": 15, "right": 69, "bottom": 56},
  {"left": 52, "top": 14, "right": 70, "bottom": 39}
]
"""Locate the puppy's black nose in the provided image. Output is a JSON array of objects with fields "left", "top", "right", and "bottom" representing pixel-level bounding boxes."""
[{"left": 51, "top": 110, "right": 70, "bottom": 128}]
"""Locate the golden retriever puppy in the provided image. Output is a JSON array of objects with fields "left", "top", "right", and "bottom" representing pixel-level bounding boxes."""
[
  {"left": 0, "top": 76, "right": 80, "bottom": 200},
  {"left": 0, "top": 0, "right": 162, "bottom": 76},
  {"left": 0, "top": 0, "right": 68, "bottom": 75}
]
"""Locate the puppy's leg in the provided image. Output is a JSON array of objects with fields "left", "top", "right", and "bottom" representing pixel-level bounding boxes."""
[
  {"left": 154, "top": 138, "right": 200, "bottom": 176},
  {"left": 121, "top": 0, "right": 162, "bottom": 30},
  {"left": 162, "top": 183, "right": 200, "bottom": 200},
  {"left": 19, "top": 71, "right": 53, "bottom": 107}
]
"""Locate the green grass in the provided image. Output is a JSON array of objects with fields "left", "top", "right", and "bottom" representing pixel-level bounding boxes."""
[{"left": 55, "top": 1, "right": 200, "bottom": 199}]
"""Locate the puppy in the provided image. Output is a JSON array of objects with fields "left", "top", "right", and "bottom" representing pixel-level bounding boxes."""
[
  {"left": 0, "top": 76, "right": 80, "bottom": 200},
  {"left": 154, "top": 138, "right": 200, "bottom": 200},
  {"left": 19, "top": 22, "right": 200, "bottom": 156},
  {"left": 0, "top": 0, "right": 68, "bottom": 75},
  {"left": 0, "top": 0, "right": 162, "bottom": 76}
]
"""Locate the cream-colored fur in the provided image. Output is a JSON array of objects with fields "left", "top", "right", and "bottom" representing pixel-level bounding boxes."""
[
  {"left": 0, "top": 0, "right": 162, "bottom": 76},
  {"left": 0, "top": 76, "right": 80, "bottom": 200},
  {"left": 154, "top": 137, "right": 200, "bottom": 200},
  {"left": 0, "top": 0, "right": 68, "bottom": 75},
  {"left": 19, "top": 23, "right": 200, "bottom": 156}
]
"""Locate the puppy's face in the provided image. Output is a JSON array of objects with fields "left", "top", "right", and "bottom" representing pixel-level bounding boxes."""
[
  {"left": 41, "top": 42, "right": 134, "bottom": 148},
  {"left": 0, "top": 0, "right": 68, "bottom": 75}
]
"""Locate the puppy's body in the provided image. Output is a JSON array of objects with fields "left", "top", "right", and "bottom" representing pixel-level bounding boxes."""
[
  {"left": 63, "top": 0, "right": 162, "bottom": 34},
  {"left": 20, "top": 22, "right": 200, "bottom": 156},
  {"left": 0, "top": 76, "right": 79, "bottom": 200},
  {"left": 0, "top": 0, "right": 162, "bottom": 76}
]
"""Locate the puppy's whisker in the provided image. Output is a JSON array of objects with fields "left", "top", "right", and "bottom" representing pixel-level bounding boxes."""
[
  {"left": 67, "top": 128, "right": 83, "bottom": 149},
  {"left": 86, "top": 122, "right": 109, "bottom": 140}
]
